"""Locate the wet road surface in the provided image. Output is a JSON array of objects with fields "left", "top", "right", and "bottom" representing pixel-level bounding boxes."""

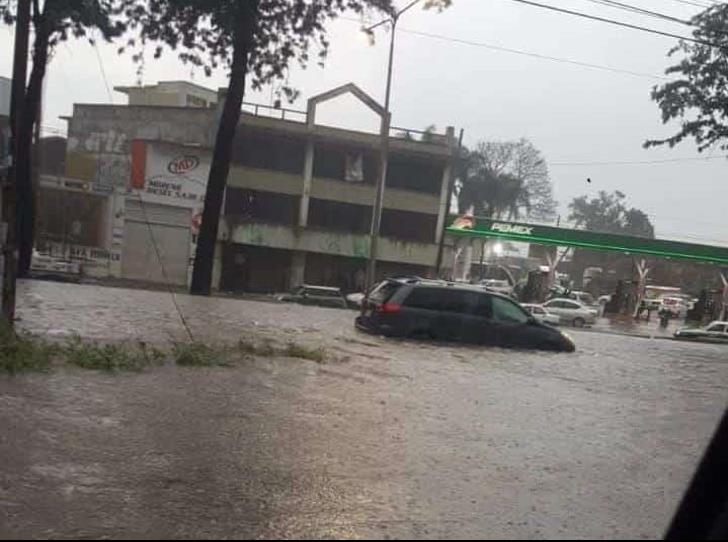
[{"left": 1, "top": 280, "right": 727, "bottom": 539}]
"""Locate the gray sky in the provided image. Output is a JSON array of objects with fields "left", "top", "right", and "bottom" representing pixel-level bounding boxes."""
[{"left": 1, "top": 0, "right": 726, "bottom": 245}]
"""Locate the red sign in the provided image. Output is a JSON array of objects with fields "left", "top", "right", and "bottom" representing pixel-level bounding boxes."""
[{"left": 168, "top": 155, "right": 200, "bottom": 175}]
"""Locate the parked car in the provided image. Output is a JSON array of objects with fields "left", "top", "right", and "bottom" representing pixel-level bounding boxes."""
[
  {"left": 567, "top": 290, "right": 599, "bottom": 308},
  {"left": 521, "top": 303, "right": 561, "bottom": 326},
  {"left": 345, "top": 292, "right": 366, "bottom": 309},
  {"left": 276, "top": 285, "right": 348, "bottom": 309},
  {"left": 674, "top": 321, "right": 728, "bottom": 342},
  {"left": 542, "top": 298, "right": 598, "bottom": 328},
  {"left": 478, "top": 278, "right": 515, "bottom": 297},
  {"left": 355, "top": 278, "right": 575, "bottom": 352}
]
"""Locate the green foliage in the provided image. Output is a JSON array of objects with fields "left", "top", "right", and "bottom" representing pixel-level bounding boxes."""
[
  {"left": 173, "top": 341, "right": 231, "bottom": 367},
  {"left": 645, "top": 4, "right": 728, "bottom": 151},
  {"left": 62, "top": 336, "right": 157, "bottom": 372},
  {"left": 0, "top": 320, "right": 55, "bottom": 375},
  {"left": 0, "top": 0, "right": 132, "bottom": 47},
  {"left": 457, "top": 139, "right": 557, "bottom": 221},
  {"left": 568, "top": 190, "right": 655, "bottom": 238},
  {"left": 284, "top": 342, "right": 327, "bottom": 363}
]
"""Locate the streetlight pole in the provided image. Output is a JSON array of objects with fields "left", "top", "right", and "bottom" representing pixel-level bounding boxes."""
[{"left": 364, "top": 0, "right": 421, "bottom": 293}]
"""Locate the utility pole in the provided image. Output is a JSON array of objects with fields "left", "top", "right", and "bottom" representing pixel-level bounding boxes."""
[
  {"left": 2, "top": 0, "right": 32, "bottom": 325},
  {"left": 364, "top": 0, "right": 421, "bottom": 292},
  {"left": 435, "top": 128, "right": 464, "bottom": 276}
]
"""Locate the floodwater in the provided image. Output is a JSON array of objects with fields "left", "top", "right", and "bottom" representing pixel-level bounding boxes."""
[{"left": 1, "top": 279, "right": 727, "bottom": 539}]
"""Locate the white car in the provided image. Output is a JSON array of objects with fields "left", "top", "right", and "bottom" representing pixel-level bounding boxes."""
[
  {"left": 674, "top": 321, "right": 728, "bottom": 342},
  {"left": 542, "top": 298, "right": 598, "bottom": 328},
  {"left": 478, "top": 279, "right": 514, "bottom": 297},
  {"left": 521, "top": 304, "right": 561, "bottom": 326}
]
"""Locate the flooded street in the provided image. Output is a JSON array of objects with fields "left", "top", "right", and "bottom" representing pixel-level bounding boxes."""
[{"left": 2, "top": 279, "right": 727, "bottom": 539}]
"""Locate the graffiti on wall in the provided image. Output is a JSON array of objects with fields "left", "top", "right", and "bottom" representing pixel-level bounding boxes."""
[{"left": 68, "top": 130, "right": 127, "bottom": 154}]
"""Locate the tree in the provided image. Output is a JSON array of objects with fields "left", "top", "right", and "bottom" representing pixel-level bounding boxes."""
[
  {"left": 131, "top": 0, "right": 451, "bottom": 295},
  {"left": 645, "top": 4, "right": 728, "bottom": 152},
  {"left": 568, "top": 190, "right": 655, "bottom": 238},
  {"left": 456, "top": 138, "right": 557, "bottom": 221},
  {"left": 1, "top": 0, "right": 131, "bottom": 276}
]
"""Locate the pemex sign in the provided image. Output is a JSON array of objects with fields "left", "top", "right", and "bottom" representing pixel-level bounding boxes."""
[{"left": 446, "top": 216, "right": 728, "bottom": 266}]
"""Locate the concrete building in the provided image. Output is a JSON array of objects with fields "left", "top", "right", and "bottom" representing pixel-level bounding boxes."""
[
  {"left": 1, "top": 76, "right": 10, "bottom": 181},
  {"left": 115, "top": 81, "right": 218, "bottom": 109},
  {"left": 0, "top": 76, "right": 10, "bottom": 117},
  {"left": 59, "top": 81, "right": 458, "bottom": 292}
]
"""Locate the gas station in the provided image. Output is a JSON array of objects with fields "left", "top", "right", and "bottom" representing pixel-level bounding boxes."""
[{"left": 445, "top": 215, "right": 728, "bottom": 321}]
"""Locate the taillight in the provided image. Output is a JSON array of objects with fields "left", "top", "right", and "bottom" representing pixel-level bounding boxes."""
[{"left": 378, "top": 302, "right": 401, "bottom": 314}]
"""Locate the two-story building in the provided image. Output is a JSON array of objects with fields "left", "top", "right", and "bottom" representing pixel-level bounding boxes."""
[{"left": 57, "top": 81, "right": 458, "bottom": 292}]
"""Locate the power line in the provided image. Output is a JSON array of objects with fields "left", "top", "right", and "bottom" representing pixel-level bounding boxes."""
[
  {"left": 400, "top": 26, "right": 668, "bottom": 79},
  {"left": 342, "top": 17, "right": 666, "bottom": 79},
  {"left": 551, "top": 155, "right": 728, "bottom": 165},
  {"left": 581, "top": 0, "right": 690, "bottom": 26},
  {"left": 91, "top": 39, "right": 114, "bottom": 104},
  {"left": 505, "top": 0, "right": 725, "bottom": 49},
  {"left": 581, "top": 0, "right": 728, "bottom": 40}
]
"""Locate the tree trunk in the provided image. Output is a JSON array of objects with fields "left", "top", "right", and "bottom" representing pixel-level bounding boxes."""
[
  {"left": 16, "top": 19, "right": 49, "bottom": 277},
  {"left": 189, "top": 3, "right": 257, "bottom": 295}
]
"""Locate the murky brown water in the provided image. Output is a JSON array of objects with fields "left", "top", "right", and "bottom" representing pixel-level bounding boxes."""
[{"left": 1, "top": 279, "right": 727, "bottom": 539}]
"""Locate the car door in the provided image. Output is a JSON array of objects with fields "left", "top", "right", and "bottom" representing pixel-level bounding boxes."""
[
  {"left": 488, "top": 296, "right": 535, "bottom": 347},
  {"left": 544, "top": 300, "right": 568, "bottom": 323},
  {"left": 400, "top": 287, "right": 461, "bottom": 340},
  {"left": 456, "top": 292, "right": 498, "bottom": 345},
  {"left": 433, "top": 289, "right": 473, "bottom": 342}
]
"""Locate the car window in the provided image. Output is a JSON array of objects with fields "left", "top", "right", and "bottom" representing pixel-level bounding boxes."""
[
  {"left": 546, "top": 300, "right": 564, "bottom": 308},
  {"left": 369, "top": 281, "right": 402, "bottom": 304},
  {"left": 492, "top": 297, "right": 529, "bottom": 324},
  {"left": 534, "top": 307, "right": 545, "bottom": 315},
  {"left": 565, "top": 301, "right": 580, "bottom": 309},
  {"left": 404, "top": 288, "right": 491, "bottom": 317},
  {"left": 707, "top": 324, "right": 726, "bottom": 333}
]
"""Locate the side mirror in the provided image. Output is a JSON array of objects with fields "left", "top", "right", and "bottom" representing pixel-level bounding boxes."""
[{"left": 527, "top": 316, "right": 538, "bottom": 325}]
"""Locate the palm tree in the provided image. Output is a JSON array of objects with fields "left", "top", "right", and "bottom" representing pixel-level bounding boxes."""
[{"left": 457, "top": 148, "right": 531, "bottom": 219}]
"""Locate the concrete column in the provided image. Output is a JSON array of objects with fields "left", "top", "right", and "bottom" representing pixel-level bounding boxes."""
[
  {"left": 298, "top": 139, "right": 314, "bottom": 227},
  {"left": 434, "top": 162, "right": 452, "bottom": 245},
  {"left": 290, "top": 251, "right": 306, "bottom": 289},
  {"left": 632, "top": 259, "right": 649, "bottom": 319}
]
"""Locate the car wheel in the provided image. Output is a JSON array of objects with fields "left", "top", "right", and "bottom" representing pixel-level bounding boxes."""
[{"left": 573, "top": 317, "right": 586, "bottom": 328}]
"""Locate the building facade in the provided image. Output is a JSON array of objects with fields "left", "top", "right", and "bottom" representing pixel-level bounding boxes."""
[{"left": 58, "top": 81, "right": 458, "bottom": 292}]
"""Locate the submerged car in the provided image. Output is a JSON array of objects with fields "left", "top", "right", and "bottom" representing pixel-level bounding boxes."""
[
  {"left": 521, "top": 303, "right": 561, "bottom": 326},
  {"left": 276, "top": 285, "right": 348, "bottom": 309},
  {"left": 356, "top": 277, "right": 575, "bottom": 352},
  {"left": 674, "top": 321, "right": 728, "bottom": 343}
]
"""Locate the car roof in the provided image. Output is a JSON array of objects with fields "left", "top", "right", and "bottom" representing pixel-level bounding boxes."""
[
  {"left": 387, "top": 277, "right": 514, "bottom": 299},
  {"left": 547, "top": 297, "right": 583, "bottom": 304},
  {"left": 708, "top": 321, "right": 728, "bottom": 326}
]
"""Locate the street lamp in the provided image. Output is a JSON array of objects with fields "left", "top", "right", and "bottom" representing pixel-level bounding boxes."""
[{"left": 363, "top": 0, "right": 422, "bottom": 293}]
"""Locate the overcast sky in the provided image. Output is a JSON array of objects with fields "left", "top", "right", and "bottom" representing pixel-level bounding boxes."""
[{"left": 1, "top": 0, "right": 726, "bottom": 245}]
